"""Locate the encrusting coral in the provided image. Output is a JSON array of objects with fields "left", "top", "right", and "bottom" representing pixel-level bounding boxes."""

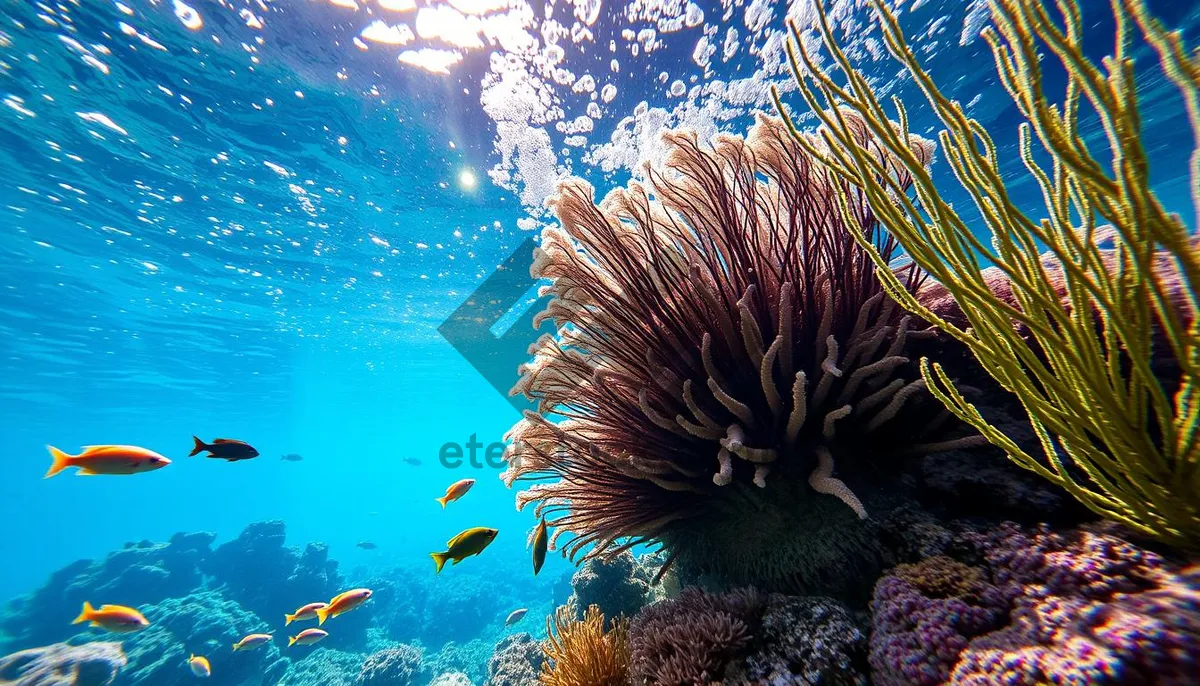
[
  {"left": 541, "top": 603, "right": 630, "bottom": 686},
  {"left": 870, "top": 523, "right": 1200, "bottom": 685},
  {"left": 777, "top": 0, "right": 1200, "bottom": 548},
  {"left": 502, "top": 110, "right": 987, "bottom": 592}
]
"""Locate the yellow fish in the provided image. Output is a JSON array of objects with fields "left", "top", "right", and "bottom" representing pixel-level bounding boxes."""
[
  {"left": 188, "top": 654, "right": 211, "bottom": 678},
  {"left": 284, "top": 602, "right": 328, "bottom": 626},
  {"left": 72, "top": 602, "right": 149, "bottom": 633},
  {"left": 232, "top": 633, "right": 273, "bottom": 651},
  {"left": 316, "top": 588, "right": 372, "bottom": 625},
  {"left": 45, "top": 445, "right": 170, "bottom": 478},
  {"left": 288, "top": 628, "right": 328, "bottom": 647},
  {"left": 430, "top": 527, "right": 498, "bottom": 574},
  {"left": 435, "top": 478, "right": 475, "bottom": 508},
  {"left": 532, "top": 518, "right": 548, "bottom": 576}
]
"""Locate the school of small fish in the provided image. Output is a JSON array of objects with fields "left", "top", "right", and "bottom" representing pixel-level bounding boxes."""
[{"left": 43, "top": 437, "right": 548, "bottom": 678}]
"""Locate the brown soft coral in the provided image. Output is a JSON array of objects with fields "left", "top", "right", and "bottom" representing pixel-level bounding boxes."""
[
  {"left": 627, "top": 587, "right": 764, "bottom": 685},
  {"left": 502, "top": 114, "right": 980, "bottom": 593},
  {"left": 541, "top": 604, "right": 630, "bottom": 686}
]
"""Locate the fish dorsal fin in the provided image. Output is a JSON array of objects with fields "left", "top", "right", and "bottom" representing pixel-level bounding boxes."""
[
  {"left": 446, "top": 531, "right": 465, "bottom": 548},
  {"left": 212, "top": 438, "right": 235, "bottom": 443}
]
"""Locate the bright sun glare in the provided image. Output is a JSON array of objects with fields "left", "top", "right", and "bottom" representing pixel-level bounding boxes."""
[{"left": 458, "top": 168, "right": 477, "bottom": 191}]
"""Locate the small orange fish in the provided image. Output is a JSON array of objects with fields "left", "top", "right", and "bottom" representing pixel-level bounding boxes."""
[
  {"left": 188, "top": 654, "right": 211, "bottom": 677},
  {"left": 288, "top": 628, "right": 328, "bottom": 647},
  {"left": 284, "top": 602, "right": 328, "bottom": 626},
  {"left": 232, "top": 633, "right": 273, "bottom": 651},
  {"left": 72, "top": 602, "right": 149, "bottom": 633},
  {"left": 45, "top": 445, "right": 170, "bottom": 478},
  {"left": 435, "top": 478, "right": 475, "bottom": 508},
  {"left": 316, "top": 588, "right": 372, "bottom": 625}
]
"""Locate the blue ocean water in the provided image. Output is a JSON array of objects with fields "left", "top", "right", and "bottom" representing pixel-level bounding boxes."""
[{"left": 1, "top": 0, "right": 1198, "bottom": 682}]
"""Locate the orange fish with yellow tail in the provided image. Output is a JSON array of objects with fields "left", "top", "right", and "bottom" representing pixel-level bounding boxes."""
[
  {"left": 315, "top": 588, "right": 372, "bottom": 625},
  {"left": 435, "top": 478, "right": 475, "bottom": 508},
  {"left": 72, "top": 602, "right": 149, "bottom": 633},
  {"left": 45, "top": 445, "right": 170, "bottom": 478}
]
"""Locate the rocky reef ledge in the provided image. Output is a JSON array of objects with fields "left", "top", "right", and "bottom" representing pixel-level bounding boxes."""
[
  {"left": 0, "top": 521, "right": 540, "bottom": 686},
  {"left": 4, "top": 512, "right": 1196, "bottom": 685}
]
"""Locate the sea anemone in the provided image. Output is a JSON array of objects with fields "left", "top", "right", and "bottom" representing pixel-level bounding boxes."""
[{"left": 503, "top": 114, "right": 977, "bottom": 593}]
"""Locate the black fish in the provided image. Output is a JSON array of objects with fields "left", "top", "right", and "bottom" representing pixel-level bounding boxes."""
[
  {"left": 190, "top": 437, "right": 259, "bottom": 462},
  {"left": 357, "top": 541, "right": 378, "bottom": 550},
  {"left": 280, "top": 453, "right": 303, "bottom": 462}
]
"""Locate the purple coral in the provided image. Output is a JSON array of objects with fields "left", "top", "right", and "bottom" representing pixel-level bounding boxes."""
[
  {"left": 868, "top": 557, "right": 1006, "bottom": 686},
  {"left": 869, "top": 523, "right": 1200, "bottom": 686}
]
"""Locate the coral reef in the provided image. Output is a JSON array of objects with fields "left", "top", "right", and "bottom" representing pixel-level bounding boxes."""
[
  {"left": 729, "top": 595, "right": 869, "bottom": 685},
  {"left": 0, "top": 519, "right": 379, "bottom": 669},
  {"left": 421, "top": 574, "right": 507, "bottom": 647},
  {"left": 500, "top": 107, "right": 991, "bottom": 595},
  {"left": 869, "top": 523, "right": 1200, "bottom": 685},
  {"left": 782, "top": 0, "right": 1200, "bottom": 547},
  {"left": 0, "top": 642, "right": 125, "bottom": 686},
  {"left": 1, "top": 533, "right": 214, "bottom": 648},
  {"left": 484, "top": 633, "right": 543, "bottom": 686},
  {"left": 868, "top": 557, "right": 1007, "bottom": 686},
  {"left": 279, "top": 648, "right": 362, "bottom": 686},
  {"left": 356, "top": 644, "right": 428, "bottom": 686},
  {"left": 569, "top": 552, "right": 649, "bottom": 620},
  {"left": 114, "top": 590, "right": 287, "bottom": 686},
  {"left": 424, "top": 640, "right": 491, "bottom": 685},
  {"left": 628, "top": 587, "right": 763, "bottom": 684},
  {"left": 430, "top": 672, "right": 474, "bottom": 686},
  {"left": 541, "top": 604, "right": 629, "bottom": 686},
  {"left": 208, "top": 521, "right": 365, "bottom": 646},
  {"left": 622, "top": 585, "right": 868, "bottom": 685}
]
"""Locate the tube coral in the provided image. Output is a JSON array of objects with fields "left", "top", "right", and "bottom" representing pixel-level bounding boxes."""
[
  {"left": 776, "top": 0, "right": 1200, "bottom": 547},
  {"left": 503, "top": 114, "right": 980, "bottom": 592}
]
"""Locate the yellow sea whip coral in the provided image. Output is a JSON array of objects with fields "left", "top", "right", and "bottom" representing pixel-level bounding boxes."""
[
  {"left": 541, "top": 604, "right": 630, "bottom": 686},
  {"left": 502, "top": 115, "right": 979, "bottom": 588},
  {"left": 776, "top": 0, "right": 1200, "bottom": 548}
]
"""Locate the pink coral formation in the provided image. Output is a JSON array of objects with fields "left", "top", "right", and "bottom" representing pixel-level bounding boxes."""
[{"left": 869, "top": 523, "right": 1200, "bottom": 685}]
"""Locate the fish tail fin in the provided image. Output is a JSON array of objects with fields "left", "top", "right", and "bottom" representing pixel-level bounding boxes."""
[
  {"left": 72, "top": 601, "right": 94, "bottom": 625},
  {"left": 315, "top": 607, "right": 330, "bottom": 626},
  {"left": 232, "top": 643, "right": 239, "bottom": 651},
  {"left": 189, "top": 436, "right": 206, "bottom": 457},
  {"left": 430, "top": 551, "right": 449, "bottom": 574},
  {"left": 435, "top": 496, "right": 448, "bottom": 508},
  {"left": 284, "top": 613, "right": 295, "bottom": 626},
  {"left": 45, "top": 446, "right": 74, "bottom": 479},
  {"left": 287, "top": 635, "right": 298, "bottom": 648}
]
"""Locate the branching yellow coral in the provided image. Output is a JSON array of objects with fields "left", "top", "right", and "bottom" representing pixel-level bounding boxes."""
[
  {"left": 774, "top": 0, "right": 1200, "bottom": 547},
  {"left": 542, "top": 604, "right": 630, "bottom": 686}
]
